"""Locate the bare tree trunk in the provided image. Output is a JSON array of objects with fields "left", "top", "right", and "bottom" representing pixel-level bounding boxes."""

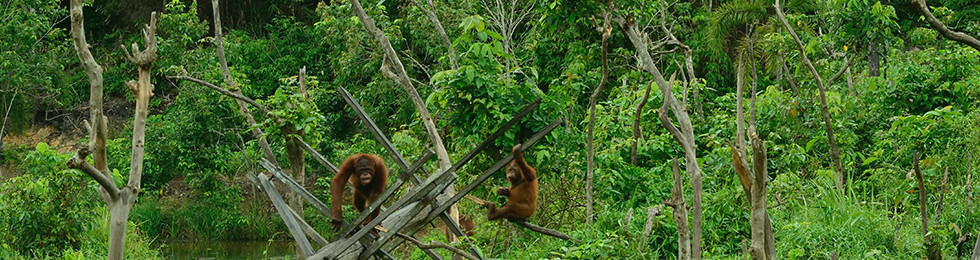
[
  {"left": 749, "top": 132, "right": 771, "bottom": 260},
  {"left": 733, "top": 47, "right": 775, "bottom": 260},
  {"left": 0, "top": 91, "right": 14, "bottom": 179},
  {"left": 669, "top": 158, "right": 691, "bottom": 260},
  {"left": 913, "top": 0, "right": 980, "bottom": 52},
  {"left": 632, "top": 81, "right": 653, "bottom": 166},
  {"left": 868, "top": 41, "right": 881, "bottom": 77},
  {"left": 69, "top": 0, "right": 109, "bottom": 179},
  {"left": 913, "top": 152, "right": 929, "bottom": 242},
  {"left": 348, "top": 0, "right": 462, "bottom": 242},
  {"left": 69, "top": 2, "right": 158, "bottom": 258},
  {"left": 612, "top": 11, "right": 703, "bottom": 259},
  {"left": 736, "top": 52, "right": 747, "bottom": 153},
  {"left": 586, "top": 17, "right": 611, "bottom": 224},
  {"left": 775, "top": 0, "right": 845, "bottom": 190},
  {"left": 410, "top": 0, "right": 457, "bottom": 69}
]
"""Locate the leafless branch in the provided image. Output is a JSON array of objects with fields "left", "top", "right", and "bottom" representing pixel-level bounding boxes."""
[
  {"left": 395, "top": 232, "right": 477, "bottom": 260},
  {"left": 67, "top": 147, "right": 120, "bottom": 199},
  {"left": 167, "top": 73, "right": 271, "bottom": 114}
]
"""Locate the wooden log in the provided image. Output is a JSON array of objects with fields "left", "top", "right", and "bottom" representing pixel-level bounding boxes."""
[
  {"left": 311, "top": 163, "right": 458, "bottom": 259},
  {"left": 286, "top": 201, "right": 329, "bottom": 247},
  {"left": 295, "top": 137, "right": 340, "bottom": 174},
  {"left": 257, "top": 173, "right": 314, "bottom": 256},
  {"left": 396, "top": 232, "right": 478, "bottom": 260},
  {"left": 260, "top": 159, "right": 332, "bottom": 217}
]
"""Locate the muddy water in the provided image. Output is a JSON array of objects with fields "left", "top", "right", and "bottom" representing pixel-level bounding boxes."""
[{"left": 160, "top": 240, "right": 296, "bottom": 259}]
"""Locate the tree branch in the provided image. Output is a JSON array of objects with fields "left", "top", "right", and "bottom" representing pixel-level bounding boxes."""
[
  {"left": 775, "top": 0, "right": 845, "bottom": 189},
  {"left": 210, "top": 0, "right": 279, "bottom": 167},
  {"left": 410, "top": 0, "right": 458, "bottom": 69},
  {"left": 395, "top": 232, "right": 477, "bottom": 260},
  {"left": 167, "top": 74, "right": 271, "bottom": 115},
  {"left": 70, "top": 0, "right": 109, "bottom": 175},
  {"left": 67, "top": 147, "right": 120, "bottom": 199},
  {"left": 826, "top": 52, "right": 860, "bottom": 85},
  {"left": 913, "top": 0, "right": 980, "bottom": 52},
  {"left": 511, "top": 220, "right": 578, "bottom": 242}
]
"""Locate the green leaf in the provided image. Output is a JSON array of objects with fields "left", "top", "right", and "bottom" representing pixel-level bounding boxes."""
[
  {"left": 35, "top": 142, "right": 49, "bottom": 152},
  {"left": 805, "top": 138, "right": 818, "bottom": 152},
  {"left": 486, "top": 30, "right": 503, "bottom": 41}
]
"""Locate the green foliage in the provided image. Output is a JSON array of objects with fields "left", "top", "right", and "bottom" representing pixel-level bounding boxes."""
[
  {"left": 0, "top": 144, "right": 160, "bottom": 258},
  {"left": 0, "top": 143, "right": 97, "bottom": 255},
  {"left": 258, "top": 75, "right": 325, "bottom": 139},
  {"left": 0, "top": 0, "right": 75, "bottom": 132}
]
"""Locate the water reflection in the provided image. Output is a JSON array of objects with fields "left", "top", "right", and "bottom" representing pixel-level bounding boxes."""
[{"left": 161, "top": 240, "right": 296, "bottom": 259}]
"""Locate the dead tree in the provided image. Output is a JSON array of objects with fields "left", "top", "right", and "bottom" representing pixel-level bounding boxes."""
[
  {"left": 283, "top": 67, "right": 310, "bottom": 243},
  {"left": 66, "top": 1, "right": 158, "bottom": 259},
  {"left": 667, "top": 158, "right": 691, "bottom": 260},
  {"left": 913, "top": 0, "right": 980, "bottom": 52},
  {"left": 775, "top": 0, "right": 845, "bottom": 190},
  {"left": 731, "top": 46, "right": 775, "bottom": 260},
  {"left": 348, "top": 0, "right": 463, "bottom": 242},
  {"left": 586, "top": 12, "right": 611, "bottom": 224},
  {"left": 609, "top": 4, "right": 705, "bottom": 258},
  {"left": 481, "top": 0, "right": 537, "bottom": 72}
]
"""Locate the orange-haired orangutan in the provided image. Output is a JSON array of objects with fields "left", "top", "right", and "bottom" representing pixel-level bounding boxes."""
[
  {"left": 486, "top": 144, "right": 538, "bottom": 221},
  {"left": 331, "top": 154, "right": 388, "bottom": 229}
]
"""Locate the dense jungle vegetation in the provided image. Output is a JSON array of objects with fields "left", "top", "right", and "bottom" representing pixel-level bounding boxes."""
[{"left": 1, "top": 0, "right": 979, "bottom": 259}]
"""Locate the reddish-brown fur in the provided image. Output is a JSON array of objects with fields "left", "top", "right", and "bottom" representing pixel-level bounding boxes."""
[
  {"left": 331, "top": 154, "right": 388, "bottom": 228},
  {"left": 459, "top": 214, "right": 477, "bottom": 236},
  {"left": 486, "top": 144, "right": 538, "bottom": 221}
]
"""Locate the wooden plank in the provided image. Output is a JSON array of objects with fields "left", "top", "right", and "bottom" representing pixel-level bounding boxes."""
[
  {"left": 311, "top": 165, "right": 457, "bottom": 259},
  {"left": 259, "top": 159, "right": 331, "bottom": 217},
  {"left": 361, "top": 191, "right": 442, "bottom": 260},
  {"left": 295, "top": 137, "right": 340, "bottom": 174},
  {"left": 338, "top": 86, "right": 412, "bottom": 170},
  {"left": 286, "top": 201, "right": 329, "bottom": 247},
  {"left": 257, "top": 173, "right": 314, "bottom": 256}
]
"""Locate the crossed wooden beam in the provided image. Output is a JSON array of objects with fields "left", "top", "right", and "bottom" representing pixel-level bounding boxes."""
[
  {"left": 312, "top": 87, "right": 561, "bottom": 259},
  {"left": 173, "top": 71, "right": 566, "bottom": 259}
]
